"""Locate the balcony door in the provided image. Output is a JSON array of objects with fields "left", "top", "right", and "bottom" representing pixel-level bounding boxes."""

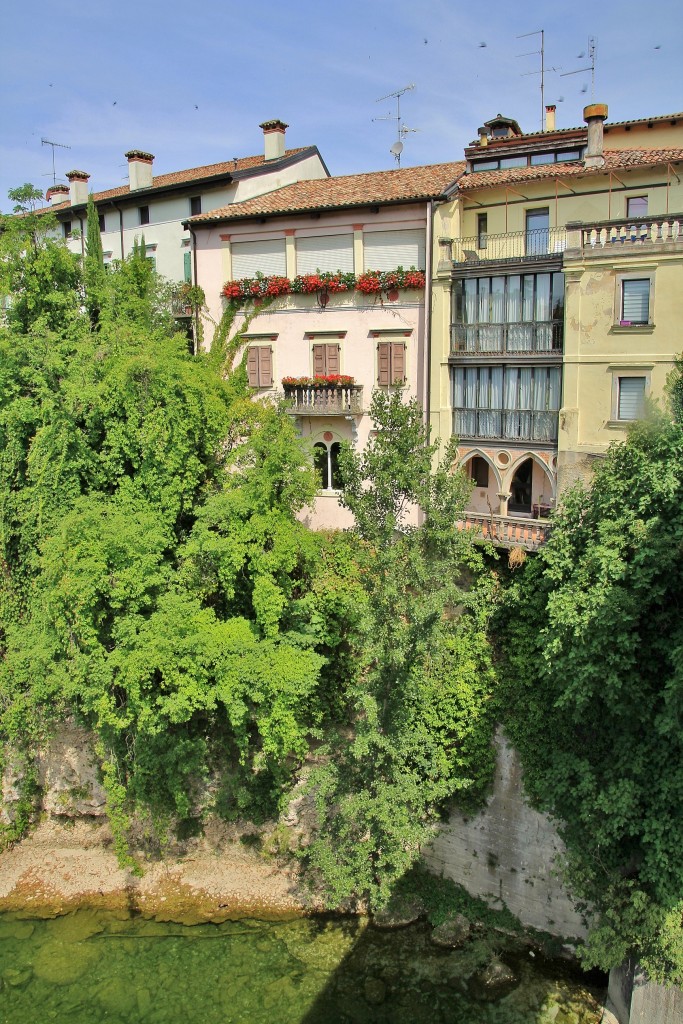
[
  {"left": 508, "top": 458, "right": 533, "bottom": 514},
  {"left": 525, "top": 208, "right": 549, "bottom": 256}
]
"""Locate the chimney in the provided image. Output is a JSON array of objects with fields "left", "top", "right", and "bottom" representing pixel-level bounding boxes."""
[
  {"left": 478, "top": 126, "right": 489, "bottom": 147},
  {"left": 545, "top": 105, "right": 556, "bottom": 132},
  {"left": 46, "top": 184, "right": 70, "bottom": 207},
  {"left": 125, "top": 149, "right": 154, "bottom": 191},
  {"left": 583, "top": 103, "right": 608, "bottom": 168},
  {"left": 259, "top": 119, "right": 288, "bottom": 161},
  {"left": 66, "top": 170, "right": 90, "bottom": 206}
]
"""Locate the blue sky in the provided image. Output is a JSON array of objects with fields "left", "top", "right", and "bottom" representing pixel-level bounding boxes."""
[{"left": 2, "top": 0, "right": 681, "bottom": 211}]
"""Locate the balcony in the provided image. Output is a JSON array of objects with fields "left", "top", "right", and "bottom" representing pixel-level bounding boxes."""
[
  {"left": 450, "top": 320, "right": 563, "bottom": 358},
  {"left": 453, "top": 409, "right": 558, "bottom": 444},
  {"left": 457, "top": 513, "right": 551, "bottom": 552},
  {"left": 569, "top": 213, "right": 683, "bottom": 256},
  {"left": 283, "top": 383, "right": 364, "bottom": 416},
  {"left": 451, "top": 228, "right": 567, "bottom": 266}
]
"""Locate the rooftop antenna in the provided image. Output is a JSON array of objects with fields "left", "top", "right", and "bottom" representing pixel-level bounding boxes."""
[
  {"left": 40, "top": 137, "right": 71, "bottom": 186},
  {"left": 373, "top": 84, "right": 418, "bottom": 166},
  {"left": 560, "top": 37, "right": 597, "bottom": 99},
  {"left": 516, "top": 30, "right": 561, "bottom": 130}
]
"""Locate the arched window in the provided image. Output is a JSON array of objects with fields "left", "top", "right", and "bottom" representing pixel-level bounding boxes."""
[{"left": 313, "top": 441, "right": 342, "bottom": 491}]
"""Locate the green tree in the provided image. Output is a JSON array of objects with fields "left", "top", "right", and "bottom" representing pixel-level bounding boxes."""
[
  {"left": 84, "top": 193, "right": 107, "bottom": 329},
  {"left": 498, "top": 414, "right": 683, "bottom": 981},
  {"left": 306, "top": 390, "right": 498, "bottom": 907}
]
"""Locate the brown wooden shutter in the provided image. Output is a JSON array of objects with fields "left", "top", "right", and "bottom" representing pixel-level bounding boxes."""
[
  {"left": 377, "top": 342, "right": 390, "bottom": 386},
  {"left": 313, "top": 344, "right": 326, "bottom": 376},
  {"left": 391, "top": 343, "right": 405, "bottom": 384},
  {"left": 325, "top": 344, "right": 340, "bottom": 375},
  {"left": 258, "top": 347, "right": 273, "bottom": 387},
  {"left": 247, "top": 347, "right": 259, "bottom": 387}
]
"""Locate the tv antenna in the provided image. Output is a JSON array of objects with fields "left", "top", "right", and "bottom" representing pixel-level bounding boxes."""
[
  {"left": 516, "top": 30, "right": 561, "bottom": 130},
  {"left": 373, "top": 84, "right": 419, "bottom": 166},
  {"left": 41, "top": 137, "right": 71, "bottom": 185},
  {"left": 560, "top": 37, "right": 597, "bottom": 99}
]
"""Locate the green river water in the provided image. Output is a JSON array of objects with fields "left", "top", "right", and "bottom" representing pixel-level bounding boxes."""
[{"left": 0, "top": 910, "right": 605, "bottom": 1023}]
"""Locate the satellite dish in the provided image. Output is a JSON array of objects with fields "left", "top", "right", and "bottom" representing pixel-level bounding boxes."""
[{"left": 390, "top": 140, "right": 404, "bottom": 158}]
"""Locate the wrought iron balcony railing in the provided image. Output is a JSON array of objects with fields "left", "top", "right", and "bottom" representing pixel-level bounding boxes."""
[
  {"left": 451, "top": 228, "right": 567, "bottom": 265},
  {"left": 450, "top": 320, "right": 563, "bottom": 357},
  {"left": 453, "top": 408, "right": 558, "bottom": 443},
  {"left": 283, "top": 383, "right": 364, "bottom": 415}
]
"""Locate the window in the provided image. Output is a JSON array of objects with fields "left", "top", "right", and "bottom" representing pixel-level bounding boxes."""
[
  {"left": 626, "top": 196, "right": 648, "bottom": 219},
  {"left": 312, "top": 343, "right": 340, "bottom": 376},
  {"left": 183, "top": 250, "right": 192, "bottom": 284},
  {"left": 451, "top": 365, "right": 561, "bottom": 441},
  {"left": 139, "top": 205, "right": 150, "bottom": 226},
  {"left": 452, "top": 272, "right": 564, "bottom": 354},
  {"left": 555, "top": 149, "right": 582, "bottom": 163},
  {"left": 296, "top": 234, "right": 354, "bottom": 274},
  {"left": 231, "top": 238, "right": 286, "bottom": 278},
  {"left": 525, "top": 208, "right": 549, "bottom": 256},
  {"left": 63, "top": 220, "right": 72, "bottom": 239},
  {"left": 621, "top": 279, "right": 650, "bottom": 325},
  {"left": 364, "top": 229, "right": 425, "bottom": 271},
  {"left": 98, "top": 213, "right": 106, "bottom": 232},
  {"left": 377, "top": 342, "right": 406, "bottom": 386},
  {"left": 246, "top": 346, "right": 273, "bottom": 388},
  {"left": 617, "top": 376, "right": 646, "bottom": 420},
  {"left": 470, "top": 456, "right": 489, "bottom": 488},
  {"left": 189, "top": 196, "right": 202, "bottom": 217},
  {"left": 313, "top": 441, "right": 342, "bottom": 491},
  {"left": 477, "top": 214, "right": 488, "bottom": 250}
]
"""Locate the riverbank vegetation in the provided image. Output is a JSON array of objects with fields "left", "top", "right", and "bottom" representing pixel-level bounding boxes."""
[{"left": 2, "top": 187, "right": 683, "bottom": 982}]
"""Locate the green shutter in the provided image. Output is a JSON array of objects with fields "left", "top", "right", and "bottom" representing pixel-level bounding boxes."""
[{"left": 184, "top": 250, "right": 192, "bottom": 283}]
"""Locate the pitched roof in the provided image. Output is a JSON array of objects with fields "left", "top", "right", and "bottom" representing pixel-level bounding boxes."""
[
  {"left": 36, "top": 148, "right": 313, "bottom": 214},
  {"left": 188, "top": 162, "right": 466, "bottom": 223},
  {"left": 457, "top": 149, "right": 683, "bottom": 192},
  {"left": 469, "top": 111, "right": 683, "bottom": 145}
]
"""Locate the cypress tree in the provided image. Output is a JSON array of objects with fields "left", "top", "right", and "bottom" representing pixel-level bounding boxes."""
[{"left": 84, "top": 193, "right": 107, "bottom": 330}]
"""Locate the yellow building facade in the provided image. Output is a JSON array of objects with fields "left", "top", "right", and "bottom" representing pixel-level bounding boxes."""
[{"left": 430, "top": 106, "right": 683, "bottom": 548}]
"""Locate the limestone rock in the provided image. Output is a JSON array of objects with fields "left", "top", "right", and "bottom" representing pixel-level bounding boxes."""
[
  {"left": 478, "top": 957, "right": 517, "bottom": 990},
  {"left": 364, "top": 977, "right": 387, "bottom": 1005},
  {"left": 371, "top": 895, "right": 426, "bottom": 929},
  {"left": 430, "top": 913, "right": 471, "bottom": 949}
]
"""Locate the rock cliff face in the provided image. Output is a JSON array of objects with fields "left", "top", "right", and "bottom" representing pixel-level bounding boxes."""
[
  {"left": 423, "top": 729, "right": 588, "bottom": 940},
  {"left": 2, "top": 723, "right": 585, "bottom": 940}
]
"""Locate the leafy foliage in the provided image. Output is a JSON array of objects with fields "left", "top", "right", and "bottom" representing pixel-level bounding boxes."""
[{"left": 497, "top": 414, "right": 683, "bottom": 980}]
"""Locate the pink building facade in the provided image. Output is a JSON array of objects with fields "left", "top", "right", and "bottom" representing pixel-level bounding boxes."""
[{"left": 189, "top": 165, "right": 462, "bottom": 529}]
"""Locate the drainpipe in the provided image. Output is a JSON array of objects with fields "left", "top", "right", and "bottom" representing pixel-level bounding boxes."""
[
  {"left": 189, "top": 224, "right": 198, "bottom": 355},
  {"left": 424, "top": 199, "right": 434, "bottom": 432}
]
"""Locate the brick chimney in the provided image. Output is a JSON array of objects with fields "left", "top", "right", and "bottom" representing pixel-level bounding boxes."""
[
  {"left": 259, "top": 120, "right": 288, "bottom": 161},
  {"left": 583, "top": 103, "right": 608, "bottom": 168},
  {"left": 545, "top": 105, "right": 556, "bottom": 132},
  {"left": 125, "top": 149, "right": 154, "bottom": 190},
  {"left": 46, "top": 184, "right": 70, "bottom": 207},
  {"left": 66, "top": 170, "right": 90, "bottom": 207}
]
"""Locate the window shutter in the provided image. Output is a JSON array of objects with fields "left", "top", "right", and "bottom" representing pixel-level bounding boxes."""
[
  {"left": 364, "top": 229, "right": 425, "bottom": 271},
  {"left": 618, "top": 377, "right": 646, "bottom": 420},
  {"left": 377, "top": 343, "right": 391, "bottom": 386},
  {"left": 390, "top": 343, "right": 405, "bottom": 384},
  {"left": 258, "top": 347, "right": 273, "bottom": 387},
  {"left": 183, "top": 250, "right": 192, "bottom": 283},
  {"left": 231, "top": 238, "right": 286, "bottom": 278},
  {"left": 312, "top": 344, "right": 326, "bottom": 376},
  {"left": 247, "top": 347, "right": 260, "bottom": 387},
  {"left": 296, "top": 234, "right": 354, "bottom": 274},
  {"left": 622, "top": 279, "right": 649, "bottom": 323},
  {"left": 325, "top": 344, "right": 340, "bottom": 375}
]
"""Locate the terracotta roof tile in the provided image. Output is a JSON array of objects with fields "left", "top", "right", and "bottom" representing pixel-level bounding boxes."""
[
  {"left": 35, "top": 148, "right": 311, "bottom": 214},
  {"left": 189, "top": 162, "right": 466, "bottom": 223},
  {"left": 457, "top": 149, "right": 683, "bottom": 192}
]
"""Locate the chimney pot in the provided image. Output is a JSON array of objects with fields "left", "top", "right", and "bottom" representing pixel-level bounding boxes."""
[
  {"left": 583, "top": 103, "right": 608, "bottom": 168},
  {"left": 545, "top": 105, "right": 556, "bottom": 132},
  {"left": 259, "top": 119, "right": 288, "bottom": 161},
  {"left": 477, "top": 126, "right": 488, "bottom": 147},
  {"left": 66, "top": 169, "right": 90, "bottom": 206},
  {"left": 125, "top": 149, "right": 155, "bottom": 190},
  {"left": 46, "top": 184, "right": 70, "bottom": 207}
]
